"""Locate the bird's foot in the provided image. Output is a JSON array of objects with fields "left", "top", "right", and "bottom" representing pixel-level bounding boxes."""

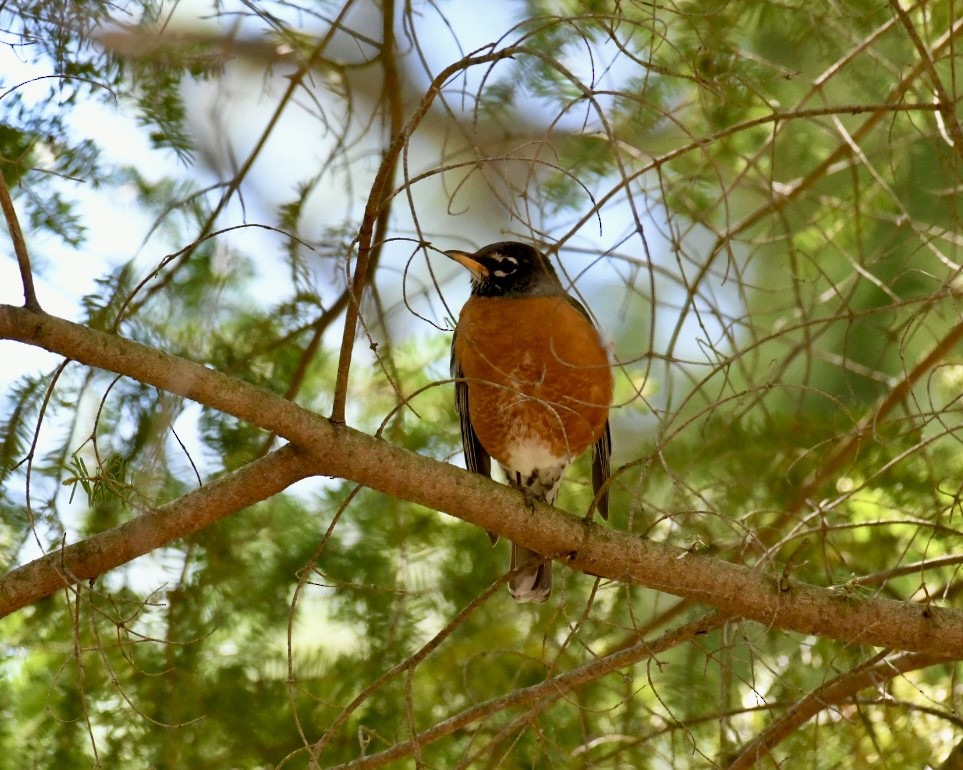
[{"left": 520, "top": 487, "right": 539, "bottom": 513}]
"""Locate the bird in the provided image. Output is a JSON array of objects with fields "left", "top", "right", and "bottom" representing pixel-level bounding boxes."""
[{"left": 445, "top": 241, "right": 613, "bottom": 603}]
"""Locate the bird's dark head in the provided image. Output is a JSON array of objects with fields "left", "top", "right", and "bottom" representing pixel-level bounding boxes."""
[{"left": 444, "top": 241, "right": 561, "bottom": 297}]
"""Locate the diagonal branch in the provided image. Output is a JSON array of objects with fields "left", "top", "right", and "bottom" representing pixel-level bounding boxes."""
[
  {"left": 1, "top": 444, "right": 313, "bottom": 616},
  {"left": 796, "top": 317, "right": 963, "bottom": 501},
  {"left": 328, "top": 0, "right": 404, "bottom": 426},
  {"left": 330, "top": 43, "right": 527, "bottom": 422},
  {"left": 726, "top": 650, "right": 949, "bottom": 769},
  {"left": 2, "top": 304, "right": 963, "bottom": 657},
  {"left": 321, "top": 612, "right": 729, "bottom": 769},
  {"left": 0, "top": 172, "right": 40, "bottom": 310},
  {"left": 889, "top": 0, "right": 963, "bottom": 158}
]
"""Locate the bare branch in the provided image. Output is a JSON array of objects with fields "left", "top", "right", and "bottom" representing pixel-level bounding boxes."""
[
  {"left": 888, "top": 0, "right": 963, "bottom": 157},
  {"left": 2, "top": 304, "right": 963, "bottom": 656},
  {"left": 330, "top": 0, "right": 405, "bottom": 422},
  {"left": 0, "top": 444, "right": 313, "bottom": 617},
  {"left": 0, "top": 172, "right": 40, "bottom": 310},
  {"left": 330, "top": 43, "right": 528, "bottom": 422},
  {"left": 727, "top": 651, "right": 949, "bottom": 769},
  {"left": 309, "top": 572, "right": 515, "bottom": 762},
  {"left": 323, "top": 612, "right": 730, "bottom": 770},
  {"left": 799, "top": 318, "right": 963, "bottom": 499}
]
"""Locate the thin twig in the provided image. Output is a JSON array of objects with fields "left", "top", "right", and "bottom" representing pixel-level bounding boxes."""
[
  {"left": 257, "top": 289, "right": 351, "bottom": 456},
  {"left": 112, "top": 0, "right": 358, "bottom": 329},
  {"left": 307, "top": 573, "right": 514, "bottom": 762},
  {"left": 889, "top": 0, "right": 963, "bottom": 158},
  {"left": 853, "top": 553, "right": 963, "bottom": 587},
  {"left": 796, "top": 317, "right": 963, "bottom": 506}
]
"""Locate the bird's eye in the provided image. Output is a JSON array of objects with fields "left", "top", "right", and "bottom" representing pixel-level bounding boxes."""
[{"left": 490, "top": 254, "right": 518, "bottom": 278}]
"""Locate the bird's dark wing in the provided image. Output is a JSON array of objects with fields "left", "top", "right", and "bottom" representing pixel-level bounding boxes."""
[
  {"left": 592, "top": 420, "right": 611, "bottom": 520},
  {"left": 452, "top": 332, "right": 497, "bottom": 543},
  {"left": 564, "top": 293, "right": 612, "bottom": 520},
  {"left": 451, "top": 334, "right": 491, "bottom": 479}
]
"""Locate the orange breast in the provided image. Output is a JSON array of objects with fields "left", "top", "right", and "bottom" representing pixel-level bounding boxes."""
[{"left": 455, "top": 295, "right": 612, "bottom": 469}]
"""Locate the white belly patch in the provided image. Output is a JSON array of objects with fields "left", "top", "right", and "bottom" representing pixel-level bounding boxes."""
[{"left": 500, "top": 436, "right": 569, "bottom": 505}]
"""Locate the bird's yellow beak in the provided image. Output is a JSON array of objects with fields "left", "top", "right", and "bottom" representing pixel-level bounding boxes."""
[{"left": 445, "top": 250, "right": 489, "bottom": 277}]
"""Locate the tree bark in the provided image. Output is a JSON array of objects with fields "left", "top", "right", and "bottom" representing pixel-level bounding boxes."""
[{"left": 2, "top": 304, "right": 963, "bottom": 657}]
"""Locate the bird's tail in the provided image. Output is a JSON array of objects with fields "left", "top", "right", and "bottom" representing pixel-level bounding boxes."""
[{"left": 509, "top": 543, "right": 552, "bottom": 603}]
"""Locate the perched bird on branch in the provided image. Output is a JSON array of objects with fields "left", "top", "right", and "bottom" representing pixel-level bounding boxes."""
[{"left": 446, "top": 241, "right": 613, "bottom": 603}]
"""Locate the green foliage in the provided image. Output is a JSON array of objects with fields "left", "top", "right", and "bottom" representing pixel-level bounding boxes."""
[
  {"left": 130, "top": 63, "right": 194, "bottom": 164},
  {"left": 0, "top": 1, "right": 122, "bottom": 247},
  {"left": 3, "top": 1, "right": 963, "bottom": 769}
]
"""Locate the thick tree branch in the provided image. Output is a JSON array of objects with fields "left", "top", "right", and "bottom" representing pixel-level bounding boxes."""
[
  {"left": 2, "top": 304, "right": 963, "bottom": 657},
  {"left": 1, "top": 445, "right": 313, "bottom": 616}
]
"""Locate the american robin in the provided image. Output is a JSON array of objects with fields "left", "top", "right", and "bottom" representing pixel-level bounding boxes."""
[{"left": 446, "top": 241, "right": 613, "bottom": 603}]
